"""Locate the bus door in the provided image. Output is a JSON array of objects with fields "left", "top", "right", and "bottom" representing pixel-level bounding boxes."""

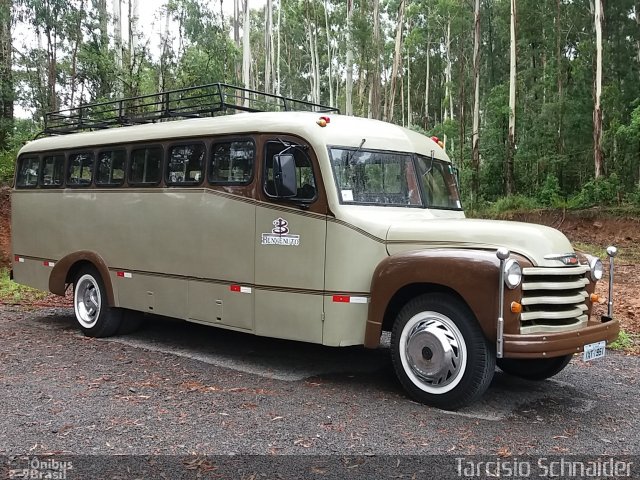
[{"left": 254, "top": 137, "right": 328, "bottom": 343}]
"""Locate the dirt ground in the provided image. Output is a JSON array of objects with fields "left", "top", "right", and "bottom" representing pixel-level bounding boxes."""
[{"left": 0, "top": 186, "right": 638, "bottom": 346}]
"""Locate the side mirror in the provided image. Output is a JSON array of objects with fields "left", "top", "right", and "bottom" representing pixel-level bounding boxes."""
[{"left": 273, "top": 153, "right": 297, "bottom": 198}]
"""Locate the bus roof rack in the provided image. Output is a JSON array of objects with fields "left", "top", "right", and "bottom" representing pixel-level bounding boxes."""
[{"left": 42, "top": 83, "right": 340, "bottom": 136}]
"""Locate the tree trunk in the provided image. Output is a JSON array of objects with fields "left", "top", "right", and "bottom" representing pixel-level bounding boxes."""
[
  {"left": 242, "top": 0, "right": 251, "bottom": 107},
  {"left": 112, "top": 0, "right": 122, "bottom": 95},
  {"left": 69, "top": 0, "right": 85, "bottom": 109},
  {"left": 370, "top": 0, "right": 380, "bottom": 119},
  {"left": 345, "top": 0, "right": 353, "bottom": 115},
  {"left": 593, "top": 0, "right": 603, "bottom": 178},
  {"left": 443, "top": 15, "right": 452, "bottom": 148},
  {"left": 556, "top": 0, "right": 564, "bottom": 156},
  {"left": 424, "top": 28, "right": 430, "bottom": 129},
  {"left": 387, "top": 0, "right": 405, "bottom": 123},
  {"left": 264, "top": 0, "right": 274, "bottom": 94},
  {"left": 159, "top": 4, "right": 171, "bottom": 92},
  {"left": 636, "top": 2, "right": 640, "bottom": 64},
  {"left": 324, "top": 0, "right": 333, "bottom": 107},
  {"left": 234, "top": 0, "right": 241, "bottom": 84},
  {"left": 0, "top": 0, "right": 12, "bottom": 150},
  {"left": 130, "top": 0, "right": 139, "bottom": 63},
  {"left": 407, "top": 48, "right": 411, "bottom": 128},
  {"left": 276, "top": 0, "right": 281, "bottom": 96},
  {"left": 506, "top": 0, "right": 517, "bottom": 195},
  {"left": 472, "top": 0, "right": 481, "bottom": 204}
]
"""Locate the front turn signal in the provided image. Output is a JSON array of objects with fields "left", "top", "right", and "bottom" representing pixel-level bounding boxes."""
[
  {"left": 590, "top": 293, "right": 600, "bottom": 303},
  {"left": 510, "top": 301, "right": 522, "bottom": 314}
]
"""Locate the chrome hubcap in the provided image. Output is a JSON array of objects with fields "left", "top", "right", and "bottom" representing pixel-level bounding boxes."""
[
  {"left": 401, "top": 312, "right": 466, "bottom": 393},
  {"left": 74, "top": 275, "right": 101, "bottom": 328}
]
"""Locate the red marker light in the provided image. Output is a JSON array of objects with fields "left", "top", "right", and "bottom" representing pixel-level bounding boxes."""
[{"left": 317, "top": 116, "right": 331, "bottom": 127}]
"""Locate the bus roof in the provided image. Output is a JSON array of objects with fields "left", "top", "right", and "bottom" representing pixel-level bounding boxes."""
[{"left": 19, "top": 112, "right": 450, "bottom": 161}]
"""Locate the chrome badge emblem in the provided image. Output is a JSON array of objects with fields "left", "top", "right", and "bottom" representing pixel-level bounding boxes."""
[{"left": 544, "top": 253, "right": 579, "bottom": 265}]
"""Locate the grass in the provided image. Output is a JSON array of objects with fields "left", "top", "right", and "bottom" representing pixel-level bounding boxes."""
[
  {"left": 609, "top": 329, "right": 636, "bottom": 351},
  {"left": 0, "top": 268, "right": 48, "bottom": 304},
  {"left": 573, "top": 241, "right": 640, "bottom": 264}
]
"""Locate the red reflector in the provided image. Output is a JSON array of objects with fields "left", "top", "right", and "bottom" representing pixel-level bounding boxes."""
[
  {"left": 230, "top": 285, "right": 241, "bottom": 292},
  {"left": 14, "top": 255, "right": 19, "bottom": 261},
  {"left": 332, "top": 295, "right": 350, "bottom": 303},
  {"left": 117, "top": 271, "right": 125, "bottom": 277}
]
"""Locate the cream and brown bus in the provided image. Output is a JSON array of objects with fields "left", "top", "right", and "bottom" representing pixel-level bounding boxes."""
[{"left": 10, "top": 84, "right": 620, "bottom": 409}]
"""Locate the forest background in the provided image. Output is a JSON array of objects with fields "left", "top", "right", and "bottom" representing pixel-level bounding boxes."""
[{"left": 0, "top": 0, "right": 638, "bottom": 212}]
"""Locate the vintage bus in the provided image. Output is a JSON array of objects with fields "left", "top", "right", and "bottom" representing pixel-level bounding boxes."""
[{"left": 10, "top": 84, "right": 620, "bottom": 410}]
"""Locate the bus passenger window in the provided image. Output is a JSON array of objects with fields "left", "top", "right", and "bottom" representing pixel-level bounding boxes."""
[
  {"left": 96, "top": 150, "right": 125, "bottom": 186},
  {"left": 210, "top": 140, "right": 254, "bottom": 185},
  {"left": 167, "top": 144, "right": 205, "bottom": 185},
  {"left": 16, "top": 156, "right": 40, "bottom": 188},
  {"left": 67, "top": 153, "right": 95, "bottom": 186},
  {"left": 130, "top": 146, "right": 162, "bottom": 185},
  {"left": 41, "top": 155, "right": 64, "bottom": 187}
]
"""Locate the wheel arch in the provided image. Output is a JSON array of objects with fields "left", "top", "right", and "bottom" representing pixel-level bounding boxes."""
[
  {"left": 49, "top": 251, "right": 116, "bottom": 306},
  {"left": 364, "top": 248, "right": 529, "bottom": 348},
  {"left": 380, "top": 283, "right": 472, "bottom": 336}
]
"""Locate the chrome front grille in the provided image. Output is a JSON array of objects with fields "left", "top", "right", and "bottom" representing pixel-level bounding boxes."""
[{"left": 520, "top": 265, "right": 590, "bottom": 334}]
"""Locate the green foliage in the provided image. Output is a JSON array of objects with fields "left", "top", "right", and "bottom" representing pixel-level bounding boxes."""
[
  {"left": 0, "top": 268, "right": 47, "bottom": 303},
  {"left": 609, "top": 330, "right": 634, "bottom": 352},
  {"left": 489, "top": 195, "right": 538, "bottom": 214},
  {"left": 569, "top": 174, "right": 621, "bottom": 209},
  {"left": 4, "top": 0, "right": 640, "bottom": 206},
  {"left": 536, "top": 174, "right": 563, "bottom": 208},
  {"left": 0, "top": 119, "right": 39, "bottom": 185},
  {"left": 626, "top": 184, "right": 640, "bottom": 207}
]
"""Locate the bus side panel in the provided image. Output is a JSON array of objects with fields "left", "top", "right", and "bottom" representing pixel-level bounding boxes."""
[
  {"left": 114, "top": 272, "right": 187, "bottom": 319},
  {"left": 11, "top": 258, "right": 51, "bottom": 293},
  {"left": 322, "top": 221, "right": 387, "bottom": 347},
  {"left": 254, "top": 207, "right": 326, "bottom": 344},
  {"left": 322, "top": 297, "right": 368, "bottom": 347},
  {"left": 188, "top": 280, "right": 253, "bottom": 331},
  {"left": 254, "top": 290, "right": 323, "bottom": 343}
]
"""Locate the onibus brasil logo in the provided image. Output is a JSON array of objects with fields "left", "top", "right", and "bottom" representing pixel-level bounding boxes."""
[{"left": 261, "top": 217, "right": 300, "bottom": 246}]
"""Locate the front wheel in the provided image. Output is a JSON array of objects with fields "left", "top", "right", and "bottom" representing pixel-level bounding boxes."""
[
  {"left": 73, "top": 266, "right": 122, "bottom": 337},
  {"left": 390, "top": 293, "right": 495, "bottom": 410},
  {"left": 497, "top": 355, "right": 573, "bottom": 381}
]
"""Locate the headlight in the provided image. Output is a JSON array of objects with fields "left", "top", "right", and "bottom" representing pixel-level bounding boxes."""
[
  {"left": 503, "top": 259, "right": 522, "bottom": 289},
  {"left": 589, "top": 257, "right": 604, "bottom": 282}
]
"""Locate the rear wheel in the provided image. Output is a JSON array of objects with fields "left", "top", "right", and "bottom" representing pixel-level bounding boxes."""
[
  {"left": 497, "top": 355, "right": 573, "bottom": 381},
  {"left": 391, "top": 293, "right": 495, "bottom": 410},
  {"left": 73, "top": 266, "right": 121, "bottom": 337}
]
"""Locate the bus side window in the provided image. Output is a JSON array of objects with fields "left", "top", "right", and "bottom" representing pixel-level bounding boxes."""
[
  {"left": 96, "top": 150, "right": 125, "bottom": 186},
  {"left": 67, "top": 152, "right": 95, "bottom": 186},
  {"left": 130, "top": 146, "right": 163, "bottom": 186},
  {"left": 41, "top": 154, "right": 64, "bottom": 187},
  {"left": 16, "top": 156, "right": 40, "bottom": 188},
  {"left": 210, "top": 140, "right": 254, "bottom": 185},
  {"left": 167, "top": 143, "right": 205, "bottom": 185}
]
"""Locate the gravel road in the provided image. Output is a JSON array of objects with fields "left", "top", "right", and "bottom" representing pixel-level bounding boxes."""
[{"left": 1, "top": 305, "right": 638, "bottom": 477}]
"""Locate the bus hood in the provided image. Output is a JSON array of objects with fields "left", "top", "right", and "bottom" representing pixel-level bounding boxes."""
[{"left": 386, "top": 218, "right": 574, "bottom": 267}]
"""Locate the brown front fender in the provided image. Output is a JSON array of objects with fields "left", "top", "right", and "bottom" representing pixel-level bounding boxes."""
[
  {"left": 364, "top": 249, "right": 530, "bottom": 348},
  {"left": 49, "top": 251, "right": 115, "bottom": 306}
]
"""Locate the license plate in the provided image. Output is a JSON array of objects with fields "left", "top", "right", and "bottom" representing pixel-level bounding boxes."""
[{"left": 583, "top": 340, "right": 606, "bottom": 362}]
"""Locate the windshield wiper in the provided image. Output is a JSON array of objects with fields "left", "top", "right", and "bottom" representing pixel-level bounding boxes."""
[
  {"left": 422, "top": 150, "right": 436, "bottom": 178},
  {"left": 347, "top": 138, "right": 366, "bottom": 164}
]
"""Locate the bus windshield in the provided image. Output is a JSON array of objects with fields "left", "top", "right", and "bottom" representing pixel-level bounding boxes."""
[{"left": 329, "top": 147, "right": 462, "bottom": 210}]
